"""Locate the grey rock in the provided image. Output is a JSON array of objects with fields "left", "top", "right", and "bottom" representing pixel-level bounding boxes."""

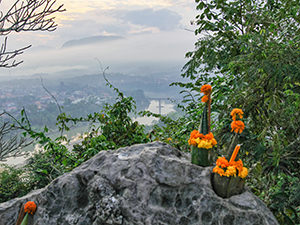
[{"left": 0, "top": 142, "right": 279, "bottom": 225}]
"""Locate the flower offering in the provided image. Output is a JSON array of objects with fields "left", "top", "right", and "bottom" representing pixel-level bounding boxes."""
[
  {"left": 189, "top": 84, "right": 216, "bottom": 166},
  {"left": 213, "top": 145, "right": 248, "bottom": 179}
]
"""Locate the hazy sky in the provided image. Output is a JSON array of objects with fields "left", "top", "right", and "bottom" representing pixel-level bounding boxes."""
[{"left": 1, "top": 0, "right": 198, "bottom": 77}]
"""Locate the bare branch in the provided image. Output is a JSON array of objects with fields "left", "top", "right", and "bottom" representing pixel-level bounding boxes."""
[
  {"left": 0, "top": 0, "right": 65, "bottom": 34},
  {"left": 0, "top": 0, "right": 65, "bottom": 68},
  {"left": 40, "top": 77, "right": 62, "bottom": 114},
  {"left": 0, "top": 37, "right": 31, "bottom": 68},
  {"left": 40, "top": 77, "right": 65, "bottom": 136},
  {"left": 0, "top": 120, "right": 32, "bottom": 161}
]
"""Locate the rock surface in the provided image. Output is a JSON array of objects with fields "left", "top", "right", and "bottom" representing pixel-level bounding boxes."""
[{"left": 0, "top": 142, "right": 279, "bottom": 225}]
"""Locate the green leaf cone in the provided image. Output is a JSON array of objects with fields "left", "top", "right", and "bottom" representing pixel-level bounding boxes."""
[
  {"left": 191, "top": 145, "right": 210, "bottom": 166},
  {"left": 199, "top": 104, "right": 208, "bottom": 135},
  {"left": 20, "top": 213, "right": 28, "bottom": 225},
  {"left": 192, "top": 104, "right": 211, "bottom": 166},
  {"left": 212, "top": 174, "right": 245, "bottom": 198}
]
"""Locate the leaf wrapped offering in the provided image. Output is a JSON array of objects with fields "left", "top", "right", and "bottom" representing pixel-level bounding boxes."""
[
  {"left": 212, "top": 108, "right": 248, "bottom": 198},
  {"left": 212, "top": 146, "right": 248, "bottom": 198},
  {"left": 188, "top": 84, "right": 217, "bottom": 166}
]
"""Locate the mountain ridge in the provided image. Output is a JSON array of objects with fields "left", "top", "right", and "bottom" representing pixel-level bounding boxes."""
[{"left": 62, "top": 35, "right": 124, "bottom": 48}]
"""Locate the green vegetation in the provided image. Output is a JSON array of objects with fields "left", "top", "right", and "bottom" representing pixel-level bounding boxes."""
[
  {"left": 172, "top": 0, "right": 299, "bottom": 224},
  {"left": 0, "top": 1, "right": 299, "bottom": 224},
  {"left": 0, "top": 78, "right": 150, "bottom": 202},
  {"left": 143, "top": 0, "right": 300, "bottom": 223},
  {"left": 0, "top": 165, "right": 32, "bottom": 203}
]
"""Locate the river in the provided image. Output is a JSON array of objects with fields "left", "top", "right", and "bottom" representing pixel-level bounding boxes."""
[{"left": 134, "top": 100, "right": 175, "bottom": 125}]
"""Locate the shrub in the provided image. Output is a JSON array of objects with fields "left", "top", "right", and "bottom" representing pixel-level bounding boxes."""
[{"left": 0, "top": 166, "right": 32, "bottom": 203}]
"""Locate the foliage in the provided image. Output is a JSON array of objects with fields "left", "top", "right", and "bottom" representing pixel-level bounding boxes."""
[
  {"left": 140, "top": 110, "right": 192, "bottom": 151},
  {"left": 56, "top": 74, "right": 150, "bottom": 148},
  {"left": 248, "top": 163, "right": 300, "bottom": 225},
  {"left": 167, "top": 0, "right": 300, "bottom": 223},
  {"left": 26, "top": 142, "right": 75, "bottom": 189},
  {"left": 0, "top": 165, "right": 32, "bottom": 203},
  {"left": 0, "top": 77, "right": 150, "bottom": 203},
  {"left": 72, "top": 132, "right": 116, "bottom": 167},
  {"left": 0, "top": 2, "right": 299, "bottom": 223}
]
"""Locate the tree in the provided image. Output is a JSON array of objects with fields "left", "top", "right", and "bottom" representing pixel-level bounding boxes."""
[
  {"left": 0, "top": 0, "right": 65, "bottom": 160},
  {"left": 174, "top": 0, "right": 300, "bottom": 223},
  {"left": 0, "top": 0, "right": 65, "bottom": 68}
]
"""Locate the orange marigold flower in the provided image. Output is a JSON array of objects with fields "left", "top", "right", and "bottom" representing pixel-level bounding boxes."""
[
  {"left": 201, "top": 95, "right": 209, "bottom": 103},
  {"left": 188, "top": 138, "right": 197, "bottom": 146},
  {"left": 211, "top": 138, "right": 217, "bottom": 146},
  {"left": 231, "top": 120, "right": 245, "bottom": 134},
  {"left": 229, "top": 159, "right": 243, "bottom": 173},
  {"left": 216, "top": 157, "right": 229, "bottom": 168},
  {"left": 189, "top": 130, "right": 200, "bottom": 146},
  {"left": 230, "top": 108, "right": 244, "bottom": 121},
  {"left": 190, "top": 130, "right": 204, "bottom": 139},
  {"left": 239, "top": 167, "right": 248, "bottom": 178},
  {"left": 197, "top": 133, "right": 204, "bottom": 139},
  {"left": 190, "top": 130, "right": 202, "bottom": 139},
  {"left": 235, "top": 159, "right": 243, "bottom": 172},
  {"left": 204, "top": 132, "right": 214, "bottom": 140},
  {"left": 200, "top": 84, "right": 212, "bottom": 95},
  {"left": 24, "top": 201, "right": 37, "bottom": 215},
  {"left": 189, "top": 130, "right": 216, "bottom": 148},
  {"left": 213, "top": 166, "right": 225, "bottom": 176},
  {"left": 190, "top": 130, "right": 198, "bottom": 138},
  {"left": 194, "top": 132, "right": 203, "bottom": 139}
]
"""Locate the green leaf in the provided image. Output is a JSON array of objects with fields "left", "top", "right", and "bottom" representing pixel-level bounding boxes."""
[{"left": 20, "top": 213, "right": 29, "bottom": 225}]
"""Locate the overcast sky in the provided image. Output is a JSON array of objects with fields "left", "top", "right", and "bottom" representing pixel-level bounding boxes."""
[{"left": 1, "top": 0, "right": 198, "bottom": 77}]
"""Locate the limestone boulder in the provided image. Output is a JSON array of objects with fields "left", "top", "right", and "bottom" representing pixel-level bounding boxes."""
[{"left": 0, "top": 142, "right": 278, "bottom": 225}]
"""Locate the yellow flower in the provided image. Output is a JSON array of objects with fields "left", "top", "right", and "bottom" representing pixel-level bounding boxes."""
[
  {"left": 194, "top": 138, "right": 200, "bottom": 144},
  {"left": 239, "top": 167, "right": 248, "bottom": 178},
  {"left": 197, "top": 140, "right": 213, "bottom": 149},
  {"left": 188, "top": 131, "right": 216, "bottom": 148},
  {"left": 225, "top": 166, "right": 237, "bottom": 177},
  {"left": 211, "top": 138, "right": 217, "bottom": 146}
]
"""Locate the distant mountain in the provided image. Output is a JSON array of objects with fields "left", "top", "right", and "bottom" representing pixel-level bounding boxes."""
[{"left": 61, "top": 35, "right": 123, "bottom": 48}]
